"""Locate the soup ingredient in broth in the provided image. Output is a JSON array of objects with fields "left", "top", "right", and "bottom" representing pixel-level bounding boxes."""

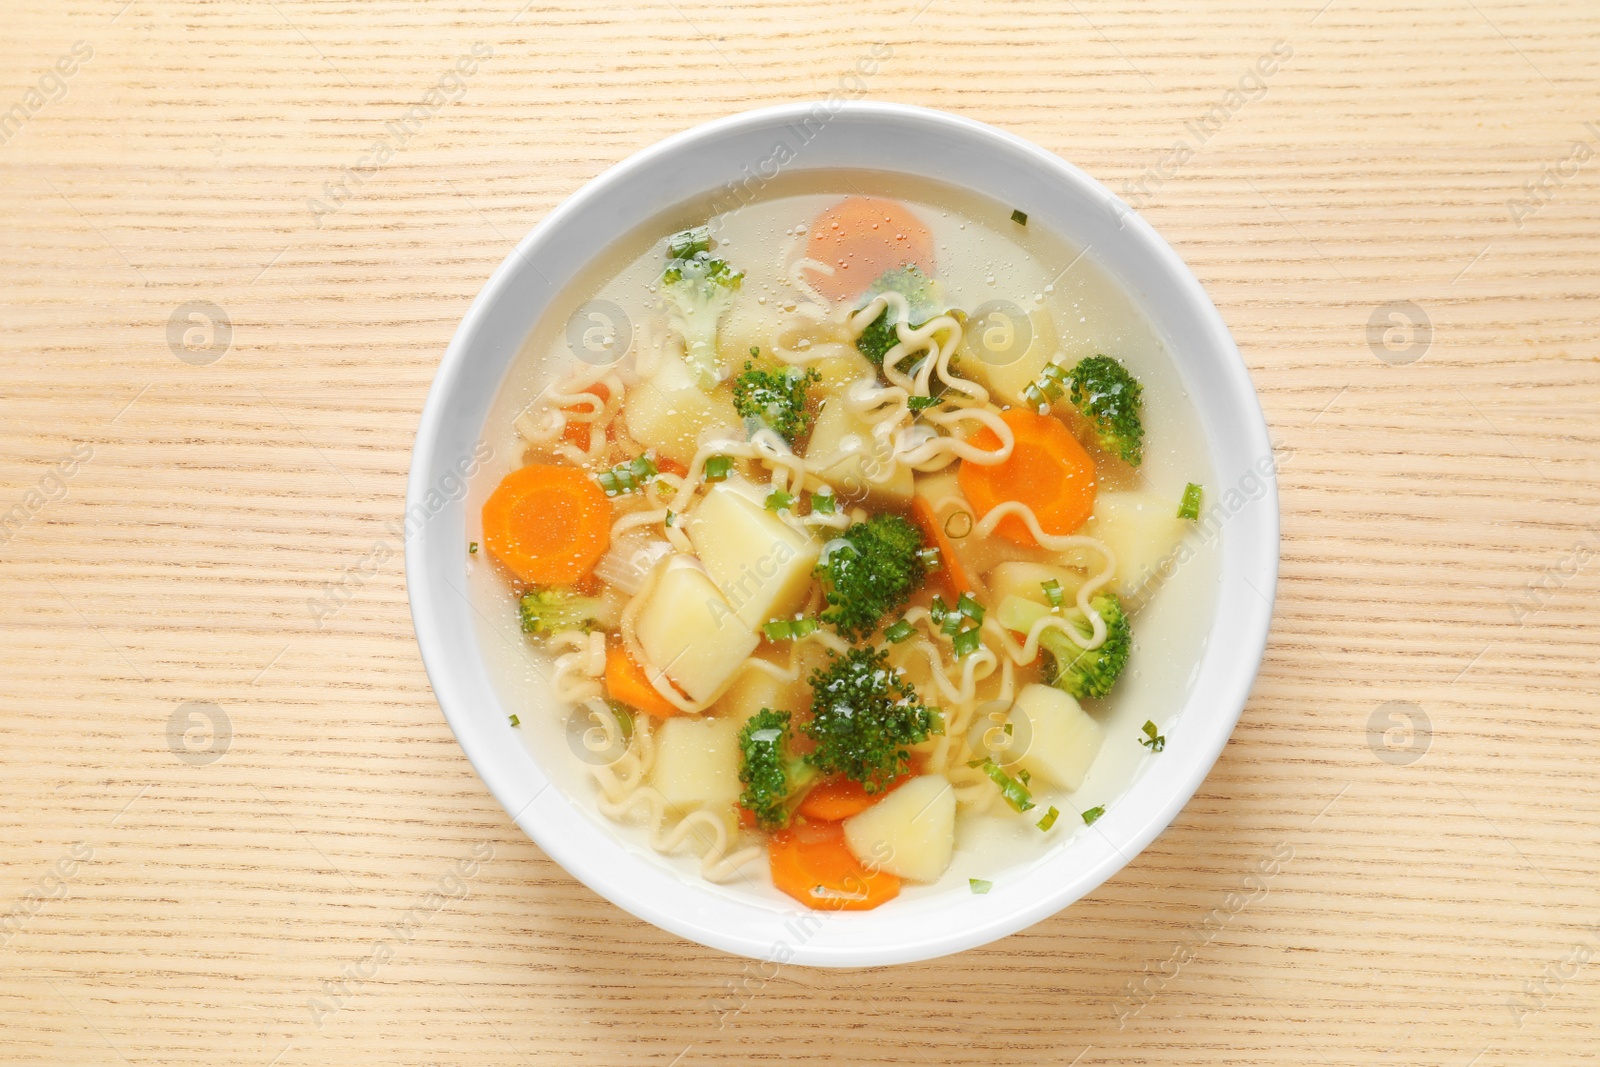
[
  {"left": 853, "top": 265, "right": 946, "bottom": 366},
  {"left": 804, "top": 196, "right": 935, "bottom": 302},
  {"left": 737, "top": 709, "right": 820, "bottom": 831},
  {"left": 481, "top": 463, "right": 611, "bottom": 585},
  {"left": 768, "top": 820, "right": 901, "bottom": 911},
  {"left": 731, "top": 360, "right": 821, "bottom": 444},
  {"left": 604, "top": 644, "right": 683, "bottom": 719},
  {"left": 805, "top": 646, "right": 940, "bottom": 793},
  {"left": 1065, "top": 354, "right": 1145, "bottom": 467},
  {"left": 518, "top": 588, "right": 605, "bottom": 636},
  {"left": 796, "top": 772, "right": 911, "bottom": 822},
  {"left": 660, "top": 227, "right": 745, "bottom": 389},
  {"left": 814, "top": 513, "right": 930, "bottom": 641},
  {"left": 1005, "top": 592, "right": 1131, "bottom": 701},
  {"left": 958, "top": 408, "right": 1097, "bottom": 546}
]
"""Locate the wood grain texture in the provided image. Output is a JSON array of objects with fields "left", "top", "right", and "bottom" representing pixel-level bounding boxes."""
[{"left": 3, "top": 0, "right": 1598, "bottom": 1063}]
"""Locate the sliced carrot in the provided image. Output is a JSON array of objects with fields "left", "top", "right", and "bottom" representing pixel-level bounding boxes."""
[
  {"left": 655, "top": 456, "right": 688, "bottom": 478},
  {"left": 957, "top": 408, "right": 1097, "bottom": 547},
  {"left": 481, "top": 463, "right": 611, "bottom": 585},
  {"left": 804, "top": 196, "right": 936, "bottom": 303},
  {"left": 797, "top": 773, "right": 911, "bottom": 822},
  {"left": 912, "top": 495, "right": 976, "bottom": 599},
  {"left": 603, "top": 644, "right": 681, "bottom": 719},
  {"left": 768, "top": 821, "right": 901, "bottom": 912},
  {"left": 561, "top": 384, "right": 609, "bottom": 449}
]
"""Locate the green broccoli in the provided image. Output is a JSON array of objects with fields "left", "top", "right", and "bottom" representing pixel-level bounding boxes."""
[
  {"left": 1037, "top": 592, "right": 1132, "bottom": 700},
  {"left": 1066, "top": 355, "right": 1144, "bottom": 466},
  {"left": 732, "top": 357, "right": 821, "bottom": 443},
  {"left": 518, "top": 588, "right": 605, "bottom": 636},
  {"left": 814, "top": 513, "right": 927, "bottom": 641},
  {"left": 854, "top": 265, "right": 945, "bottom": 365},
  {"left": 805, "top": 645, "right": 940, "bottom": 793},
  {"left": 662, "top": 226, "right": 744, "bottom": 390},
  {"left": 737, "top": 709, "right": 818, "bottom": 830}
]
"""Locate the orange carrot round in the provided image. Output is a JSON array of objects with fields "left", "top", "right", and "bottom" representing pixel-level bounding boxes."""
[
  {"left": 912, "top": 495, "right": 976, "bottom": 599},
  {"left": 804, "top": 197, "right": 935, "bottom": 303},
  {"left": 797, "top": 774, "right": 910, "bottom": 822},
  {"left": 767, "top": 821, "right": 901, "bottom": 912},
  {"left": 603, "top": 644, "right": 681, "bottom": 719},
  {"left": 958, "top": 408, "right": 1096, "bottom": 547},
  {"left": 481, "top": 463, "right": 611, "bottom": 585}
]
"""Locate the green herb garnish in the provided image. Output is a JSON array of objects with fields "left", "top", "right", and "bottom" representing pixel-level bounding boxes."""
[
  {"left": 762, "top": 618, "right": 819, "bottom": 642},
  {"left": 703, "top": 455, "right": 733, "bottom": 482},
  {"left": 468, "top": 541, "right": 479, "bottom": 555},
  {"left": 508, "top": 714, "right": 521, "bottom": 728},
  {"left": 1081, "top": 805, "right": 1105, "bottom": 825},
  {"left": 1036, "top": 806, "right": 1060, "bottom": 831},
  {"left": 976, "top": 758, "right": 1034, "bottom": 812},
  {"left": 1011, "top": 209, "right": 1028, "bottom": 226},
  {"left": 884, "top": 619, "right": 916, "bottom": 644},
  {"left": 765, "top": 489, "right": 796, "bottom": 513},
  {"left": 810, "top": 488, "right": 836, "bottom": 514},
  {"left": 970, "top": 878, "right": 993, "bottom": 894},
  {"left": 597, "top": 455, "right": 658, "bottom": 497},
  {"left": 1040, "top": 579, "right": 1063, "bottom": 607},
  {"left": 1140, "top": 720, "right": 1166, "bottom": 752},
  {"left": 1178, "top": 482, "right": 1203, "bottom": 520}
]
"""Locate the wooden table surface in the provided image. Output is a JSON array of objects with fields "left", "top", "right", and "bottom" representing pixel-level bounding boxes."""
[{"left": 4, "top": 0, "right": 1599, "bottom": 1063}]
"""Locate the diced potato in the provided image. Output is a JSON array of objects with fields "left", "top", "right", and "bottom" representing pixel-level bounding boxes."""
[
  {"left": 985, "top": 561, "right": 1086, "bottom": 610},
  {"left": 995, "top": 594, "right": 1051, "bottom": 636},
  {"left": 651, "top": 714, "right": 743, "bottom": 814},
  {"left": 842, "top": 776, "right": 956, "bottom": 883},
  {"left": 713, "top": 664, "right": 803, "bottom": 726},
  {"left": 958, "top": 307, "right": 1058, "bottom": 407},
  {"left": 1012, "top": 683, "right": 1103, "bottom": 792},
  {"left": 1083, "top": 490, "right": 1190, "bottom": 600},
  {"left": 805, "top": 394, "right": 914, "bottom": 507},
  {"left": 686, "top": 481, "right": 819, "bottom": 630},
  {"left": 634, "top": 558, "right": 759, "bottom": 704},
  {"left": 624, "top": 352, "right": 741, "bottom": 466}
]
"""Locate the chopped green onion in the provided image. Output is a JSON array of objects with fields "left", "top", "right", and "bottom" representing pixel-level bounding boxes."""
[
  {"left": 664, "top": 510, "right": 675, "bottom": 527},
  {"left": 969, "top": 878, "right": 993, "bottom": 894},
  {"left": 762, "top": 617, "right": 818, "bottom": 642},
  {"left": 468, "top": 541, "right": 479, "bottom": 555},
  {"left": 929, "top": 596, "right": 950, "bottom": 624},
  {"left": 952, "top": 627, "right": 981, "bottom": 658},
  {"left": 765, "top": 489, "right": 796, "bottom": 512},
  {"left": 1081, "top": 805, "right": 1105, "bottom": 825},
  {"left": 940, "top": 611, "right": 962, "bottom": 637},
  {"left": 1178, "top": 482, "right": 1203, "bottom": 520},
  {"left": 956, "top": 592, "right": 986, "bottom": 624},
  {"left": 1036, "top": 806, "right": 1060, "bottom": 831},
  {"left": 927, "top": 707, "right": 944, "bottom": 733},
  {"left": 1140, "top": 720, "right": 1166, "bottom": 752},
  {"left": 597, "top": 455, "right": 659, "bottom": 497},
  {"left": 917, "top": 546, "right": 942, "bottom": 572},
  {"left": 810, "top": 489, "right": 836, "bottom": 514},
  {"left": 508, "top": 714, "right": 521, "bottom": 728},
  {"left": 907, "top": 395, "right": 942, "bottom": 414},
  {"left": 979, "top": 759, "right": 1035, "bottom": 813},
  {"left": 884, "top": 619, "right": 916, "bottom": 643},
  {"left": 1040, "top": 579, "right": 1063, "bottom": 607},
  {"left": 703, "top": 455, "right": 733, "bottom": 482},
  {"left": 667, "top": 225, "right": 711, "bottom": 259},
  {"left": 1011, "top": 209, "right": 1028, "bottom": 226}
]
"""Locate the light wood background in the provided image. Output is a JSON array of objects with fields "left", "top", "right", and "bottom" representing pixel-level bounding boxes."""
[{"left": 3, "top": 0, "right": 1598, "bottom": 1063}]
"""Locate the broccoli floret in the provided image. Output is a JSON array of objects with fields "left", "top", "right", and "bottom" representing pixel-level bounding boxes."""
[
  {"left": 662, "top": 226, "right": 744, "bottom": 390},
  {"left": 737, "top": 709, "right": 819, "bottom": 830},
  {"left": 1037, "top": 593, "right": 1132, "bottom": 700},
  {"left": 805, "top": 646, "right": 940, "bottom": 793},
  {"left": 814, "top": 513, "right": 927, "bottom": 641},
  {"left": 732, "top": 358, "right": 821, "bottom": 443},
  {"left": 1067, "top": 355, "right": 1144, "bottom": 466},
  {"left": 518, "top": 588, "right": 604, "bottom": 636},
  {"left": 854, "top": 265, "right": 945, "bottom": 365}
]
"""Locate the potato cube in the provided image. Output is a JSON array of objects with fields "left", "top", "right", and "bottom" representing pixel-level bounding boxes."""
[
  {"left": 687, "top": 482, "right": 819, "bottom": 630},
  {"left": 634, "top": 558, "right": 759, "bottom": 704},
  {"left": 842, "top": 776, "right": 957, "bottom": 883},
  {"left": 1012, "top": 683, "right": 1103, "bottom": 792},
  {"left": 1084, "top": 490, "right": 1190, "bottom": 600},
  {"left": 624, "top": 353, "right": 741, "bottom": 467},
  {"left": 651, "top": 715, "right": 743, "bottom": 814}
]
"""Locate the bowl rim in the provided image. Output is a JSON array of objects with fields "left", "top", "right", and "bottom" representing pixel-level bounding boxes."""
[{"left": 406, "top": 100, "right": 1279, "bottom": 967}]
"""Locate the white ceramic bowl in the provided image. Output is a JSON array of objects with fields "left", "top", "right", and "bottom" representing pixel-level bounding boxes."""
[{"left": 406, "top": 102, "right": 1278, "bottom": 967}]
